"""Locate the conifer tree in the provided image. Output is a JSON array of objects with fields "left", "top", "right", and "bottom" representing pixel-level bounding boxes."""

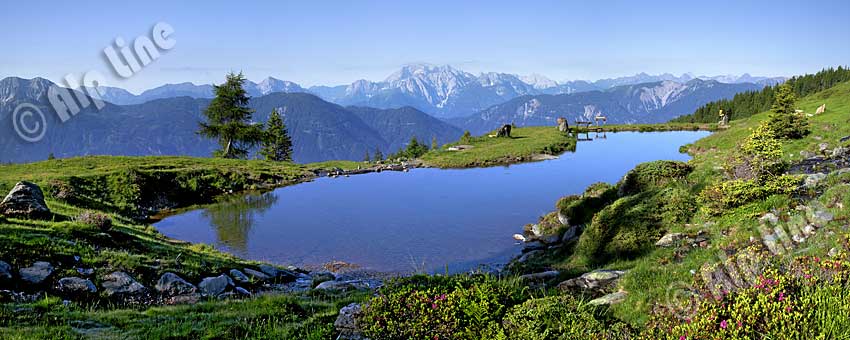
[
  {"left": 259, "top": 108, "right": 293, "bottom": 161},
  {"left": 199, "top": 72, "right": 264, "bottom": 158}
]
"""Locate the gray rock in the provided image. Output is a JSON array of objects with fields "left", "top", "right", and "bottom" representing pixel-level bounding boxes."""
[
  {"left": 803, "top": 173, "right": 827, "bottom": 189},
  {"left": 557, "top": 211, "right": 569, "bottom": 226},
  {"left": 760, "top": 213, "right": 780, "bottom": 225},
  {"left": 155, "top": 273, "right": 197, "bottom": 296},
  {"left": 519, "top": 270, "right": 560, "bottom": 282},
  {"left": 522, "top": 241, "right": 546, "bottom": 252},
  {"left": 335, "top": 303, "right": 369, "bottom": 340},
  {"left": 828, "top": 247, "right": 840, "bottom": 258},
  {"left": 234, "top": 286, "right": 251, "bottom": 296},
  {"left": 655, "top": 233, "right": 685, "bottom": 247},
  {"left": 557, "top": 269, "right": 627, "bottom": 293},
  {"left": 561, "top": 225, "right": 580, "bottom": 243},
  {"left": 833, "top": 147, "right": 849, "bottom": 158},
  {"left": 0, "top": 261, "right": 11, "bottom": 281},
  {"left": 800, "top": 150, "right": 817, "bottom": 158},
  {"left": 819, "top": 143, "right": 830, "bottom": 153},
  {"left": 802, "top": 224, "right": 817, "bottom": 237},
  {"left": 841, "top": 135, "right": 850, "bottom": 143},
  {"left": 588, "top": 291, "right": 628, "bottom": 306},
  {"left": 102, "top": 271, "right": 146, "bottom": 297},
  {"left": 258, "top": 265, "right": 297, "bottom": 282},
  {"left": 812, "top": 210, "right": 834, "bottom": 225},
  {"left": 311, "top": 272, "right": 335, "bottom": 286},
  {"left": 56, "top": 277, "right": 96, "bottom": 295},
  {"left": 315, "top": 280, "right": 371, "bottom": 291},
  {"left": 76, "top": 268, "right": 94, "bottom": 276},
  {"left": 198, "top": 274, "right": 233, "bottom": 296},
  {"left": 0, "top": 181, "right": 51, "bottom": 219},
  {"left": 516, "top": 250, "right": 543, "bottom": 264},
  {"left": 538, "top": 233, "right": 560, "bottom": 245},
  {"left": 229, "top": 269, "right": 250, "bottom": 284},
  {"left": 19, "top": 261, "right": 54, "bottom": 285},
  {"left": 243, "top": 268, "right": 271, "bottom": 282}
]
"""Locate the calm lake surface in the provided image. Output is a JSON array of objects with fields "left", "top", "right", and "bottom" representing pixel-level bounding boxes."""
[{"left": 155, "top": 131, "right": 710, "bottom": 273}]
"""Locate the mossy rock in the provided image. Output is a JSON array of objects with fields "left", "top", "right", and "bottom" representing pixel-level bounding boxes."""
[
  {"left": 556, "top": 184, "right": 618, "bottom": 227},
  {"left": 618, "top": 161, "right": 692, "bottom": 196}
]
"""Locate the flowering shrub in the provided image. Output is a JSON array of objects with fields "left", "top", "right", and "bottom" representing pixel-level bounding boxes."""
[{"left": 643, "top": 253, "right": 850, "bottom": 339}]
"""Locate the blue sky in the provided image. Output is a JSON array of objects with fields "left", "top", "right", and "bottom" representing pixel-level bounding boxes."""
[{"left": 2, "top": 0, "right": 848, "bottom": 93}]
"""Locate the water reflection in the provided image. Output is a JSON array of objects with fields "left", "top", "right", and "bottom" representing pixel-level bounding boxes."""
[{"left": 203, "top": 192, "right": 278, "bottom": 253}]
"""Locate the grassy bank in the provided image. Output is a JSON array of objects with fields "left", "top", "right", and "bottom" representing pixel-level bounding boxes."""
[
  {"left": 573, "top": 122, "right": 715, "bottom": 133},
  {"left": 420, "top": 126, "right": 577, "bottom": 168}
]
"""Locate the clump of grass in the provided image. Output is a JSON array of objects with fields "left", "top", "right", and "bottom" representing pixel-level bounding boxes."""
[{"left": 75, "top": 211, "right": 113, "bottom": 232}]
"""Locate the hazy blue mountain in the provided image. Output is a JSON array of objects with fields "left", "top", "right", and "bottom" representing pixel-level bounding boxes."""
[
  {"left": 89, "top": 77, "right": 308, "bottom": 105},
  {"left": 453, "top": 79, "right": 764, "bottom": 134},
  {"left": 0, "top": 77, "right": 459, "bottom": 164}
]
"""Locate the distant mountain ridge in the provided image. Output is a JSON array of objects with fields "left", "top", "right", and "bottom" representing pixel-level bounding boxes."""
[
  {"left": 453, "top": 79, "right": 763, "bottom": 134},
  {"left": 70, "top": 64, "right": 784, "bottom": 118},
  {"left": 0, "top": 77, "right": 460, "bottom": 164}
]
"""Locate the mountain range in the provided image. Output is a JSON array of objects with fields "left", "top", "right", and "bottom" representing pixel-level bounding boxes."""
[
  {"left": 88, "top": 64, "right": 784, "bottom": 119},
  {"left": 0, "top": 77, "right": 460, "bottom": 164},
  {"left": 452, "top": 79, "right": 764, "bottom": 134}
]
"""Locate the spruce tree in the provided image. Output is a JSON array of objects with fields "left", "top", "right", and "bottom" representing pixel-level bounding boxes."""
[
  {"left": 431, "top": 136, "right": 438, "bottom": 150},
  {"left": 259, "top": 108, "right": 293, "bottom": 161},
  {"left": 374, "top": 148, "right": 383, "bottom": 162},
  {"left": 363, "top": 150, "right": 371, "bottom": 162},
  {"left": 766, "top": 83, "right": 808, "bottom": 139},
  {"left": 199, "top": 72, "right": 264, "bottom": 158}
]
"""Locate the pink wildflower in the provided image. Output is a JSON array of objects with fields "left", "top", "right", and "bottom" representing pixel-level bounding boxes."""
[{"left": 720, "top": 320, "right": 728, "bottom": 329}]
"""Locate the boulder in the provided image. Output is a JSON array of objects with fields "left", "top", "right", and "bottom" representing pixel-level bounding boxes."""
[
  {"left": 258, "top": 264, "right": 297, "bottom": 282},
  {"left": 655, "top": 232, "right": 685, "bottom": 247},
  {"left": 315, "top": 280, "right": 372, "bottom": 292},
  {"left": 803, "top": 173, "right": 827, "bottom": 189},
  {"left": 155, "top": 273, "right": 197, "bottom": 296},
  {"left": 198, "top": 274, "right": 233, "bottom": 296},
  {"left": 819, "top": 143, "right": 830, "bottom": 153},
  {"left": 538, "top": 233, "right": 560, "bottom": 245},
  {"left": 800, "top": 150, "right": 816, "bottom": 159},
  {"left": 557, "top": 269, "right": 626, "bottom": 294},
  {"left": 833, "top": 147, "right": 849, "bottom": 158},
  {"left": 811, "top": 210, "right": 834, "bottom": 226},
  {"left": 334, "top": 303, "right": 368, "bottom": 340},
  {"left": 234, "top": 286, "right": 251, "bottom": 296},
  {"left": 19, "top": 261, "right": 54, "bottom": 285},
  {"left": 561, "top": 225, "right": 580, "bottom": 243},
  {"left": 243, "top": 268, "right": 271, "bottom": 282},
  {"left": 522, "top": 241, "right": 545, "bottom": 252},
  {"left": 588, "top": 291, "right": 627, "bottom": 306},
  {"left": 0, "top": 181, "right": 51, "bottom": 219},
  {"left": 496, "top": 124, "right": 512, "bottom": 138},
  {"left": 0, "top": 261, "right": 12, "bottom": 282},
  {"left": 556, "top": 117, "right": 569, "bottom": 132},
  {"left": 516, "top": 250, "right": 542, "bottom": 264},
  {"left": 557, "top": 211, "right": 570, "bottom": 226},
  {"left": 759, "top": 212, "right": 780, "bottom": 225},
  {"left": 102, "top": 271, "right": 146, "bottom": 297},
  {"left": 229, "top": 269, "right": 250, "bottom": 284},
  {"left": 56, "top": 277, "right": 97, "bottom": 295},
  {"left": 519, "top": 270, "right": 560, "bottom": 282}
]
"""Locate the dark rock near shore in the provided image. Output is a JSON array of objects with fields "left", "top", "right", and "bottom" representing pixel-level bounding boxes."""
[
  {"left": 155, "top": 273, "right": 197, "bottom": 296},
  {"left": 258, "top": 264, "right": 297, "bottom": 283},
  {"left": 229, "top": 269, "right": 250, "bottom": 284},
  {"left": 243, "top": 268, "right": 271, "bottom": 282},
  {"left": 198, "top": 274, "right": 233, "bottom": 296},
  {"left": 0, "top": 261, "right": 12, "bottom": 282},
  {"left": 0, "top": 181, "right": 51, "bottom": 219},
  {"left": 102, "top": 271, "right": 146, "bottom": 297}
]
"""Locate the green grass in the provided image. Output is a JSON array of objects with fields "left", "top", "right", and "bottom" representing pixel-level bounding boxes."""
[{"left": 420, "top": 126, "right": 577, "bottom": 168}]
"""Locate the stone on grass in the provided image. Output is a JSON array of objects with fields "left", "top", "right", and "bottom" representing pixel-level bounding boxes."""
[
  {"left": 198, "top": 274, "right": 233, "bottom": 296},
  {"left": 334, "top": 303, "right": 368, "bottom": 340},
  {"left": 155, "top": 273, "right": 197, "bottom": 296},
  {"left": 19, "top": 261, "right": 54, "bottom": 285},
  {"left": 557, "top": 269, "right": 626, "bottom": 294},
  {"left": 519, "top": 270, "right": 560, "bottom": 283},
  {"left": 589, "top": 291, "right": 627, "bottom": 306},
  {"left": 0, "top": 261, "right": 11, "bottom": 281},
  {"left": 803, "top": 173, "right": 827, "bottom": 189},
  {"left": 655, "top": 233, "right": 685, "bottom": 247},
  {"left": 0, "top": 181, "right": 51, "bottom": 219},
  {"left": 57, "top": 277, "right": 96, "bottom": 295},
  {"left": 102, "top": 271, "right": 146, "bottom": 297},
  {"left": 229, "top": 269, "right": 250, "bottom": 284},
  {"left": 243, "top": 268, "right": 271, "bottom": 282}
]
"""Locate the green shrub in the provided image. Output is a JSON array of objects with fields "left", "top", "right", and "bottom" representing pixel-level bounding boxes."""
[
  {"left": 618, "top": 161, "right": 692, "bottom": 196},
  {"left": 360, "top": 274, "right": 528, "bottom": 339},
  {"left": 75, "top": 211, "right": 113, "bottom": 232},
  {"left": 502, "top": 295, "right": 632, "bottom": 340},
  {"left": 699, "top": 175, "right": 801, "bottom": 215}
]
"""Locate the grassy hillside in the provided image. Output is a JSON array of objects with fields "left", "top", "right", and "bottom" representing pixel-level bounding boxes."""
[{"left": 420, "top": 126, "right": 577, "bottom": 168}]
